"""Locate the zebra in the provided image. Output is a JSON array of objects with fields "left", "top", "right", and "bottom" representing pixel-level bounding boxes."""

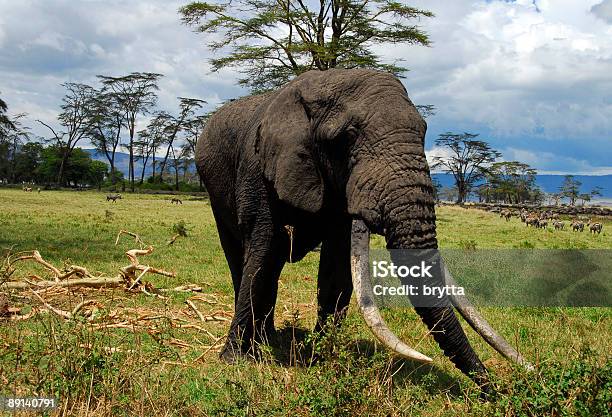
[
  {"left": 589, "top": 222, "right": 603, "bottom": 234},
  {"left": 571, "top": 220, "right": 585, "bottom": 232},
  {"left": 553, "top": 220, "right": 565, "bottom": 230}
]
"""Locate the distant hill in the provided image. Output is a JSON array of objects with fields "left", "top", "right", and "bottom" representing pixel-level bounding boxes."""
[
  {"left": 84, "top": 149, "right": 611, "bottom": 198},
  {"left": 432, "top": 173, "right": 612, "bottom": 201},
  {"left": 84, "top": 149, "right": 196, "bottom": 179}
]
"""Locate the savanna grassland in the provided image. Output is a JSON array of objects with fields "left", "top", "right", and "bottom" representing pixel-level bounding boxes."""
[{"left": 0, "top": 189, "right": 610, "bottom": 416}]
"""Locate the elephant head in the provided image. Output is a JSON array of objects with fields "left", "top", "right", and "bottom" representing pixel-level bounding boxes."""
[{"left": 257, "top": 68, "right": 531, "bottom": 382}]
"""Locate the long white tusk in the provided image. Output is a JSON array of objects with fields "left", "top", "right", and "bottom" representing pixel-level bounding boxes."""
[
  {"left": 350, "top": 219, "right": 433, "bottom": 363},
  {"left": 442, "top": 264, "right": 535, "bottom": 371}
]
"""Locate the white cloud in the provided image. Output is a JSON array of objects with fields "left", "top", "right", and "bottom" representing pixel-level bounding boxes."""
[
  {"left": 0, "top": 0, "right": 247, "bottom": 140},
  {"left": 591, "top": 0, "right": 612, "bottom": 23},
  {"left": 396, "top": 0, "right": 612, "bottom": 141},
  {"left": 502, "top": 147, "right": 612, "bottom": 175},
  {"left": 0, "top": 0, "right": 610, "bottom": 175},
  {"left": 425, "top": 146, "right": 454, "bottom": 171}
]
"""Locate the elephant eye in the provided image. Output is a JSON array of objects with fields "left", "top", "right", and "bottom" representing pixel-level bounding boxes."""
[{"left": 344, "top": 126, "right": 359, "bottom": 141}]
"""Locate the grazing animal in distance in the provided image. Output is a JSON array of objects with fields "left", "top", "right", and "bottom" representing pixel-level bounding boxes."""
[
  {"left": 171, "top": 198, "right": 183, "bottom": 205},
  {"left": 37, "top": 187, "right": 41, "bottom": 193},
  {"left": 23, "top": 186, "right": 32, "bottom": 192},
  {"left": 107, "top": 194, "right": 122, "bottom": 202},
  {"left": 571, "top": 220, "right": 584, "bottom": 232},
  {"left": 553, "top": 220, "right": 565, "bottom": 230},
  {"left": 589, "top": 222, "right": 603, "bottom": 234},
  {"left": 525, "top": 216, "right": 539, "bottom": 227},
  {"left": 537, "top": 218, "right": 548, "bottom": 229}
]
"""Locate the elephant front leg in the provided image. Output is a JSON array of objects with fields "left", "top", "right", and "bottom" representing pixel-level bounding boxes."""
[
  {"left": 220, "top": 224, "right": 286, "bottom": 362},
  {"left": 315, "top": 218, "right": 353, "bottom": 332}
]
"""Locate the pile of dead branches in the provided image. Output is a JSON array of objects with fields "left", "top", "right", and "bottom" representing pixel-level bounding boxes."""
[
  {"left": 0, "top": 230, "right": 235, "bottom": 359},
  {"left": 1, "top": 230, "right": 174, "bottom": 294}
]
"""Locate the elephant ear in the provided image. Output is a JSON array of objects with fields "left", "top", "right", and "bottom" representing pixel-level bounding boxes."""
[{"left": 257, "top": 85, "right": 324, "bottom": 213}]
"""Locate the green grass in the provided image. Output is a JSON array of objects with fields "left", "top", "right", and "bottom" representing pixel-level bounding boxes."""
[{"left": 0, "top": 189, "right": 610, "bottom": 416}]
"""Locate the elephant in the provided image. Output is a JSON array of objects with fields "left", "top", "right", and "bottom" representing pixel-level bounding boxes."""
[{"left": 196, "top": 68, "right": 531, "bottom": 388}]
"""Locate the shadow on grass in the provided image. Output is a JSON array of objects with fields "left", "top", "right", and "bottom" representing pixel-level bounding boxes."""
[{"left": 264, "top": 324, "right": 464, "bottom": 398}]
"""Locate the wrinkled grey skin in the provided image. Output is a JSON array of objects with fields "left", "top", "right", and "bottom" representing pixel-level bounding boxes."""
[{"left": 197, "top": 69, "right": 487, "bottom": 385}]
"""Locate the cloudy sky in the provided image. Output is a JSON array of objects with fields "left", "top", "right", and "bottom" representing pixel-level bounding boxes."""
[{"left": 0, "top": 0, "right": 611, "bottom": 175}]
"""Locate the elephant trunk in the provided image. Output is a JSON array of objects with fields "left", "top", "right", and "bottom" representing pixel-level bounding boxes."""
[
  {"left": 383, "top": 208, "right": 490, "bottom": 384},
  {"left": 350, "top": 219, "right": 488, "bottom": 385}
]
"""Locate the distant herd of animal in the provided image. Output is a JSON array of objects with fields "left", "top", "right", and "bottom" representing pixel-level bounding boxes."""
[
  {"left": 19, "top": 187, "right": 608, "bottom": 234},
  {"left": 498, "top": 208, "right": 604, "bottom": 234},
  {"left": 105, "top": 194, "right": 183, "bottom": 204},
  {"left": 104, "top": 193, "right": 182, "bottom": 205},
  {"left": 22, "top": 187, "right": 183, "bottom": 205}
]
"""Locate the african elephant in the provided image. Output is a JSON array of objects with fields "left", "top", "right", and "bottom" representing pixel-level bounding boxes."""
[{"left": 196, "top": 69, "right": 530, "bottom": 388}]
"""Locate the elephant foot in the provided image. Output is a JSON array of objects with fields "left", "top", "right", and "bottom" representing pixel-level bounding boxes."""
[
  {"left": 219, "top": 330, "right": 254, "bottom": 363},
  {"left": 257, "top": 322, "right": 277, "bottom": 344},
  {"left": 219, "top": 332, "right": 276, "bottom": 364},
  {"left": 471, "top": 371, "right": 492, "bottom": 399},
  {"left": 219, "top": 340, "right": 252, "bottom": 364}
]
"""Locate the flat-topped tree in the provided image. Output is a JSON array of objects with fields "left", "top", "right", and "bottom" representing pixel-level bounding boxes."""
[
  {"left": 136, "top": 111, "right": 172, "bottom": 185},
  {"left": 431, "top": 132, "right": 501, "bottom": 204},
  {"left": 182, "top": 113, "right": 209, "bottom": 190},
  {"left": 38, "top": 83, "right": 96, "bottom": 186},
  {"left": 559, "top": 175, "right": 582, "bottom": 206},
  {"left": 97, "top": 72, "right": 163, "bottom": 191},
  {"left": 86, "top": 86, "right": 124, "bottom": 185},
  {"left": 487, "top": 161, "right": 538, "bottom": 204},
  {"left": 1, "top": 95, "right": 26, "bottom": 182},
  {"left": 2, "top": 113, "right": 30, "bottom": 184},
  {"left": 179, "top": 0, "right": 433, "bottom": 93},
  {"left": 157, "top": 97, "right": 206, "bottom": 184},
  {"left": 0, "top": 95, "right": 16, "bottom": 137}
]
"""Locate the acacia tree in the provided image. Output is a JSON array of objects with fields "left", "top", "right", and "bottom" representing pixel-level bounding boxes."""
[
  {"left": 590, "top": 186, "right": 603, "bottom": 200},
  {"left": 181, "top": 113, "right": 208, "bottom": 189},
  {"left": 2, "top": 114, "right": 30, "bottom": 183},
  {"left": 38, "top": 83, "right": 96, "bottom": 185},
  {"left": 157, "top": 97, "right": 206, "bottom": 181},
  {"left": 180, "top": 0, "right": 433, "bottom": 92},
  {"left": 0, "top": 95, "right": 16, "bottom": 139},
  {"left": 139, "top": 111, "right": 174, "bottom": 184},
  {"left": 487, "top": 161, "right": 537, "bottom": 204},
  {"left": 431, "top": 132, "right": 501, "bottom": 204},
  {"left": 97, "top": 72, "right": 163, "bottom": 191},
  {"left": 182, "top": 114, "right": 208, "bottom": 158},
  {"left": 559, "top": 175, "right": 582, "bottom": 206},
  {"left": 0, "top": 95, "right": 16, "bottom": 181},
  {"left": 87, "top": 86, "right": 124, "bottom": 185}
]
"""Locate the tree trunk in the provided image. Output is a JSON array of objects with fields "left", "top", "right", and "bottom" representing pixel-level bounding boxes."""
[
  {"left": 129, "top": 140, "right": 134, "bottom": 191},
  {"left": 57, "top": 149, "right": 70, "bottom": 186},
  {"left": 110, "top": 157, "right": 116, "bottom": 185},
  {"left": 139, "top": 153, "right": 150, "bottom": 185}
]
